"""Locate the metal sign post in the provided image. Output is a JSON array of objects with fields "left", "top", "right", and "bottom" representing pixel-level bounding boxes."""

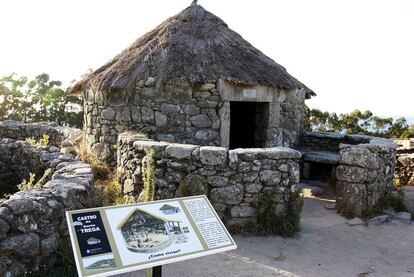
[{"left": 147, "top": 266, "right": 162, "bottom": 277}]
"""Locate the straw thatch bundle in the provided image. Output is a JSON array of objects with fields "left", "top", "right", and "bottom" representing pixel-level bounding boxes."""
[{"left": 71, "top": 3, "right": 315, "bottom": 98}]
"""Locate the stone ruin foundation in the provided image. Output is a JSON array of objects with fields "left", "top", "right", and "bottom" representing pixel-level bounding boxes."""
[
  {"left": 117, "top": 134, "right": 302, "bottom": 230},
  {"left": 117, "top": 130, "right": 398, "bottom": 226},
  {"left": 298, "top": 132, "right": 397, "bottom": 217},
  {"left": 0, "top": 121, "right": 93, "bottom": 276}
]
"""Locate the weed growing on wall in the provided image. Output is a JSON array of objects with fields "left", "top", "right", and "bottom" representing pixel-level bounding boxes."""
[
  {"left": 256, "top": 189, "right": 303, "bottom": 237},
  {"left": 363, "top": 189, "right": 407, "bottom": 219},
  {"left": 25, "top": 134, "right": 49, "bottom": 147},
  {"left": 84, "top": 155, "right": 129, "bottom": 206},
  {"left": 142, "top": 149, "right": 156, "bottom": 277},
  {"left": 341, "top": 199, "right": 356, "bottom": 219},
  {"left": 142, "top": 150, "right": 155, "bottom": 202},
  {"left": 17, "top": 169, "right": 52, "bottom": 192}
]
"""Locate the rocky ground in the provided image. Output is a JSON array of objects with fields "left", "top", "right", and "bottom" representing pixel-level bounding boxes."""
[{"left": 118, "top": 197, "right": 414, "bottom": 277}]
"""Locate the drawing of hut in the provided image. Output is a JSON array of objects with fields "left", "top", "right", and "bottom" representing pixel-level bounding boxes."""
[
  {"left": 159, "top": 204, "right": 180, "bottom": 215},
  {"left": 85, "top": 258, "right": 116, "bottom": 270},
  {"left": 117, "top": 208, "right": 186, "bottom": 253},
  {"left": 87, "top": 237, "right": 101, "bottom": 245}
]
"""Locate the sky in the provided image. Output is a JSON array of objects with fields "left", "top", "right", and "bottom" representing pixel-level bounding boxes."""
[{"left": 0, "top": 0, "right": 413, "bottom": 123}]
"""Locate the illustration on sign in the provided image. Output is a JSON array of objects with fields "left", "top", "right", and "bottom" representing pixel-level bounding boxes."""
[
  {"left": 159, "top": 204, "right": 180, "bottom": 215},
  {"left": 66, "top": 195, "right": 236, "bottom": 277},
  {"left": 105, "top": 200, "right": 202, "bottom": 266},
  {"left": 117, "top": 207, "right": 188, "bottom": 253}
]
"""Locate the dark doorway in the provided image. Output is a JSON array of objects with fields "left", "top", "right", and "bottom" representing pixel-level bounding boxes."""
[{"left": 229, "top": 102, "right": 268, "bottom": 149}]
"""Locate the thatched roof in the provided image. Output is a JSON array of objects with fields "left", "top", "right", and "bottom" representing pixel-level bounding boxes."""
[{"left": 70, "top": 3, "right": 315, "bottom": 98}]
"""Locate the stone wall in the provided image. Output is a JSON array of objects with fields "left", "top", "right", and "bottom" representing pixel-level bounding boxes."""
[
  {"left": 394, "top": 153, "right": 414, "bottom": 187},
  {"left": 0, "top": 120, "right": 82, "bottom": 148},
  {"left": 84, "top": 79, "right": 305, "bottom": 165},
  {"left": 0, "top": 139, "right": 56, "bottom": 197},
  {"left": 394, "top": 138, "right": 414, "bottom": 152},
  {"left": 298, "top": 132, "right": 397, "bottom": 217},
  {"left": 116, "top": 133, "right": 301, "bottom": 230},
  {"left": 0, "top": 123, "right": 92, "bottom": 276},
  {"left": 300, "top": 132, "right": 369, "bottom": 152},
  {"left": 335, "top": 137, "right": 397, "bottom": 217}
]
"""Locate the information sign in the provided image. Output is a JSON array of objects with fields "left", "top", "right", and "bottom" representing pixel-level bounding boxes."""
[{"left": 66, "top": 195, "right": 237, "bottom": 277}]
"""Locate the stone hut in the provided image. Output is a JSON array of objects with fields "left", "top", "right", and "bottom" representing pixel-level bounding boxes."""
[{"left": 71, "top": 3, "right": 315, "bottom": 165}]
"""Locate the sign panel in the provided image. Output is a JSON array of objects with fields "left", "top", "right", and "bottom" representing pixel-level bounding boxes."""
[
  {"left": 66, "top": 195, "right": 237, "bottom": 277},
  {"left": 242, "top": 89, "right": 257, "bottom": 99}
]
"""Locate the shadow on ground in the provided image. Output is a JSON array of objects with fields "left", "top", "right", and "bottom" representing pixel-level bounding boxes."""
[{"left": 117, "top": 198, "right": 414, "bottom": 277}]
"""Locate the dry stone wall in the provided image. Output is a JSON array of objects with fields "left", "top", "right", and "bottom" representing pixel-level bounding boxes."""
[
  {"left": 394, "top": 153, "right": 414, "bottom": 187},
  {"left": 117, "top": 134, "right": 302, "bottom": 230},
  {"left": 307, "top": 134, "right": 397, "bottom": 217},
  {"left": 0, "top": 120, "right": 82, "bottom": 148},
  {"left": 85, "top": 82, "right": 223, "bottom": 164},
  {"left": 0, "top": 123, "right": 92, "bottom": 276},
  {"left": 299, "top": 132, "right": 397, "bottom": 217},
  {"left": 300, "top": 132, "right": 369, "bottom": 152},
  {"left": 336, "top": 137, "right": 397, "bottom": 216}
]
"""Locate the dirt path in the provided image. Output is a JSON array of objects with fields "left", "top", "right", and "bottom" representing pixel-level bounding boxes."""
[{"left": 118, "top": 198, "right": 414, "bottom": 277}]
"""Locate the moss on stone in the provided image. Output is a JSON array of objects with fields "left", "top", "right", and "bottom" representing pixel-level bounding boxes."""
[{"left": 178, "top": 174, "right": 207, "bottom": 197}]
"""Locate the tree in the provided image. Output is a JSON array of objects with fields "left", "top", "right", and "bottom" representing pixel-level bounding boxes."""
[
  {"left": 0, "top": 73, "right": 83, "bottom": 128},
  {"left": 304, "top": 105, "right": 412, "bottom": 138}
]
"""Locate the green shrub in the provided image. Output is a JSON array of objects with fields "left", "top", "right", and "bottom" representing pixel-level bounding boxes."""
[
  {"left": 142, "top": 149, "right": 156, "bottom": 277},
  {"left": 256, "top": 189, "right": 303, "bottom": 237},
  {"left": 142, "top": 150, "right": 155, "bottom": 202},
  {"left": 93, "top": 172, "right": 131, "bottom": 207},
  {"left": 17, "top": 169, "right": 52, "bottom": 192}
]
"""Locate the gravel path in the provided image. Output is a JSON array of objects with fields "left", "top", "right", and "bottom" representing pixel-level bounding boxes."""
[{"left": 116, "top": 198, "right": 414, "bottom": 277}]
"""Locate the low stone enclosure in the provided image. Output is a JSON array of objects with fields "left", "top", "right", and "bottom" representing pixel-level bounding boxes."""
[
  {"left": 117, "top": 134, "right": 302, "bottom": 230},
  {"left": 117, "top": 130, "right": 397, "bottom": 227},
  {"left": 299, "top": 132, "right": 397, "bottom": 217},
  {"left": 0, "top": 121, "right": 93, "bottom": 276}
]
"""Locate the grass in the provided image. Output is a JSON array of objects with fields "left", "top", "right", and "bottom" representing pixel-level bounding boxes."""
[
  {"left": 363, "top": 189, "right": 407, "bottom": 219},
  {"left": 255, "top": 189, "right": 304, "bottom": 237},
  {"left": 91, "top": 162, "right": 133, "bottom": 207},
  {"left": 77, "top": 136, "right": 129, "bottom": 206},
  {"left": 74, "top": 135, "right": 131, "bottom": 206}
]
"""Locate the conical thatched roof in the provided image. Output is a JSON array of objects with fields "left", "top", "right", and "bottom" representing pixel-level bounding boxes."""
[{"left": 71, "top": 3, "right": 315, "bottom": 98}]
